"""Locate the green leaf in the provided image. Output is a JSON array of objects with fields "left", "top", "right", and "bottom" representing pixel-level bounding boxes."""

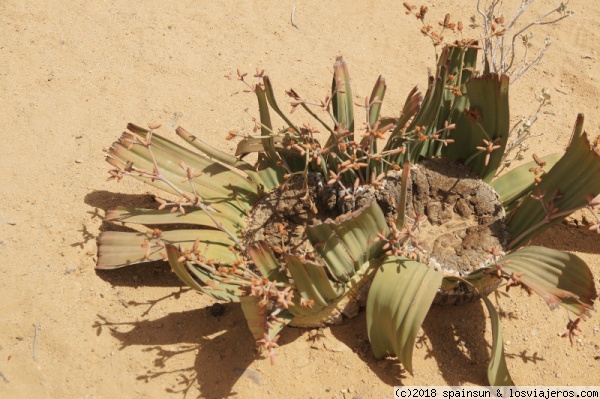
[
  {"left": 254, "top": 85, "right": 282, "bottom": 168},
  {"left": 385, "top": 45, "right": 478, "bottom": 165},
  {"left": 97, "top": 229, "right": 238, "bottom": 269},
  {"left": 364, "top": 76, "right": 387, "bottom": 177},
  {"left": 368, "top": 76, "right": 386, "bottom": 128},
  {"left": 443, "top": 73, "right": 510, "bottom": 181},
  {"left": 240, "top": 296, "right": 267, "bottom": 340},
  {"left": 366, "top": 257, "right": 444, "bottom": 374},
  {"left": 184, "top": 263, "right": 246, "bottom": 302},
  {"left": 105, "top": 206, "right": 242, "bottom": 235},
  {"left": 165, "top": 244, "right": 208, "bottom": 292},
  {"left": 175, "top": 126, "right": 267, "bottom": 188},
  {"left": 332, "top": 56, "right": 354, "bottom": 134},
  {"left": 500, "top": 246, "right": 596, "bottom": 317},
  {"left": 396, "top": 161, "right": 410, "bottom": 230},
  {"left": 129, "top": 126, "right": 259, "bottom": 202},
  {"left": 164, "top": 244, "right": 242, "bottom": 302},
  {"left": 396, "top": 86, "right": 422, "bottom": 134},
  {"left": 175, "top": 126, "right": 245, "bottom": 167},
  {"left": 289, "top": 257, "right": 381, "bottom": 327},
  {"left": 235, "top": 134, "right": 287, "bottom": 157},
  {"left": 507, "top": 116, "right": 600, "bottom": 248},
  {"left": 263, "top": 75, "right": 301, "bottom": 135},
  {"left": 284, "top": 254, "right": 345, "bottom": 308},
  {"left": 491, "top": 153, "right": 562, "bottom": 207},
  {"left": 234, "top": 133, "right": 297, "bottom": 177},
  {"left": 482, "top": 296, "right": 514, "bottom": 386},
  {"left": 256, "top": 166, "right": 286, "bottom": 192},
  {"left": 306, "top": 201, "right": 389, "bottom": 283},
  {"left": 240, "top": 297, "right": 293, "bottom": 341},
  {"left": 108, "top": 130, "right": 256, "bottom": 219},
  {"left": 247, "top": 241, "right": 289, "bottom": 283}
]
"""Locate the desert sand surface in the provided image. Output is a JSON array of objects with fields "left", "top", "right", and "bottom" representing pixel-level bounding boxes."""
[{"left": 1, "top": 1, "right": 599, "bottom": 398}]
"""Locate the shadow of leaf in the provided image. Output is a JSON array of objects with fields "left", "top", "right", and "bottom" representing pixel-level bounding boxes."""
[
  {"left": 94, "top": 304, "right": 259, "bottom": 399},
  {"left": 531, "top": 220, "right": 600, "bottom": 254},
  {"left": 95, "top": 260, "right": 182, "bottom": 288}
]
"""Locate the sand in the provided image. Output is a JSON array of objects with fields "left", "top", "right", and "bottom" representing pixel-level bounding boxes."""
[{"left": 1, "top": 1, "right": 599, "bottom": 398}]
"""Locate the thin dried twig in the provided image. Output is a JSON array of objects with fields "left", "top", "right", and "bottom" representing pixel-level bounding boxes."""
[
  {"left": 32, "top": 323, "right": 40, "bottom": 361},
  {"left": 476, "top": 0, "right": 571, "bottom": 84},
  {"left": 291, "top": 4, "right": 301, "bottom": 31}
]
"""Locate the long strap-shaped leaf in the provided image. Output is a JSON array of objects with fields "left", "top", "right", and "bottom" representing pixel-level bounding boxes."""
[
  {"left": 105, "top": 206, "right": 242, "bottom": 235},
  {"left": 235, "top": 131, "right": 306, "bottom": 170},
  {"left": 385, "top": 45, "right": 477, "bottom": 165},
  {"left": 284, "top": 254, "right": 345, "bottom": 309},
  {"left": 107, "top": 149, "right": 249, "bottom": 231},
  {"left": 443, "top": 73, "right": 510, "bottom": 182},
  {"left": 247, "top": 241, "right": 289, "bottom": 283},
  {"left": 97, "top": 229, "right": 238, "bottom": 269},
  {"left": 332, "top": 56, "right": 354, "bottom": 135},
  {"left": 126, "top": 124, "right": 259, "bottom": 204},
  {"left": 366, "top": 257, "right": 443, "bottom": 374},
  {"left": 306, "top": 201, "right": 389, "bottom": 283},
  {"left": 175, "top": 125, "right": 286, "bottom": 192},
  {"left": 235, "top": 134, "right": 287, "bottom": 156},
  {"left": 240, "top": 297, "right": 293, "bottom": 342},
  {"left": 507, "top": 115, "right": 600, "bottom": 248},
  {"left": 481, "top": 296, "right": 515, "bottom": 386},
  {"left": 174, "top": 126, "right": 272, "bottom": 189},
  {"left": 368, "top": 76, "right": 386, "bottom": 129},
  {"left": 288, "top": 257, "right": 382, "bottom": 327},
  {"left": 414, "top": 46, "right": 477, "bottom": 161},
  {"left": 491, "top": 153, "right": 562, "bottom": 208},
  {"left": 396, "top": 86, "right": 423, "bottom": 134},
  {"left": 108, "top": 132, "right": 254, "bottom": 221},
  {"left": 165, "top": 245, "right": 241, "bottom": 302},
  {"left": 364, "top": 76, "right": 387, "bottom": 177},
  {"left": 500, "top": 246, "right": 596, "bottom": 317},
  {"left": 254, "top": 85, "right": 285, "bottom": 170},
  {"left": 263, "top": 76, "right": 301, "bottom": 135}
]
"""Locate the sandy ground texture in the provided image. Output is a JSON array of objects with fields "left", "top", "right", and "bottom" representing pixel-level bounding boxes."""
[{"left": 1, "top": 1, "right": 599, "bottom": 398}]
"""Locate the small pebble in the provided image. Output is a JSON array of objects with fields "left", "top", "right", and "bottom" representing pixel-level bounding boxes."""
[
  {"left": 64, "top": 266, "right": 76, "bottom": 275},
  {"left": 75, "top": 159, "right": 83, "bottom": 164}
]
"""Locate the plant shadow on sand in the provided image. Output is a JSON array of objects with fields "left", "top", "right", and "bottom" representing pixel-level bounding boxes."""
[
  {"left": 94, "top": 300, "right": 302, "bottom": 398},
  {"left": 330, "top": 300, "right": 492, "bottom": 386},
  {"left": 531, "top": 220, "right": 600, "bottom": 254},
  {"left": 87, "top": 191, "right": 304, "bottom": 397},
  {"left": 330, "top": 287, "right": 550, "bottom": 387}
]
